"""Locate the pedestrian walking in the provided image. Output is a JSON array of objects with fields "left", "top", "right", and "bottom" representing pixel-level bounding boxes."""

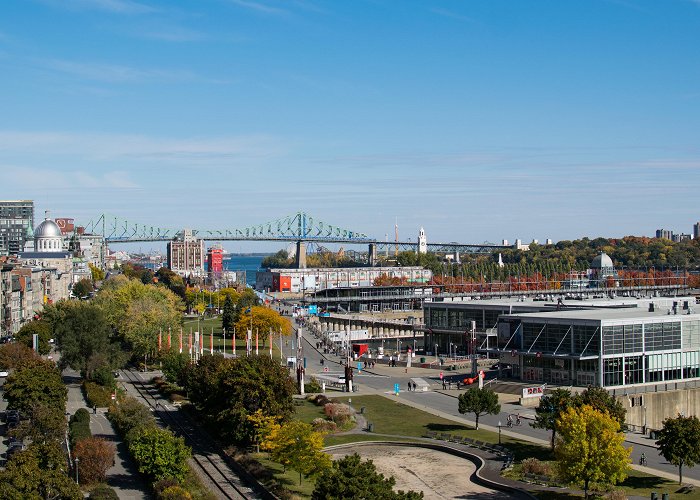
[
  {"left": 412, "top": 381, "right": 417, "bottom": 391},
  {"left": 408, "top": 381, "right": 412, "bottom": 392},
  {"left": 442, "top": 379, "right": 446, "bottom": 390}
]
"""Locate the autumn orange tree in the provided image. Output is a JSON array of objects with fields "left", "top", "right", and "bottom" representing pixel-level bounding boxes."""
[{"left": 74, "top": 437, "right": 116, "bottom": 485}]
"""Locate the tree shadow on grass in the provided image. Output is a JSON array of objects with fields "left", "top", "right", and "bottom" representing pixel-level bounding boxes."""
[
  {"left": 619, "top": 474, "right": 672, "bottom": 490},
  {"left": 504, "top": 441, "right": 554, "bottom": 462},
  {"left": 426, "top": 423, "right": 471, "bottom": 433}
]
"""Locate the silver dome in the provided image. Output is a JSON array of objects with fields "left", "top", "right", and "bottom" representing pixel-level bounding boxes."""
[
  {"left": 591, "top": 252, "right": 614, "bottom": 269},
  {"left": 34, "top": 219, "right": 62, "bottom": 239}
]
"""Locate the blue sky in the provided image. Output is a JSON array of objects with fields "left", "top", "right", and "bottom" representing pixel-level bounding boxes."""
[{"left": 2, "top": 0, "right": 700, "bottom": 251}]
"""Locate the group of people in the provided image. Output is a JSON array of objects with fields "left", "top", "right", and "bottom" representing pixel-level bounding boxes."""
[
  {"left": 406, "top": 381, "right": 418, "bottom": 391},
  {"left": 506, "top": 414, "right": 521, "bottom": 427},
  {"left": 363, "top": 360, "right": 376, "bottom": 369}
]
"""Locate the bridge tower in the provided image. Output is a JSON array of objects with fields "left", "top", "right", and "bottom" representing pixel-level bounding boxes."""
[
  {"left": 368, "top": 243, "right": 377, "bottom": 266},
  {"left": 295, "top": 241, "right": 307, "bottom": 269}
]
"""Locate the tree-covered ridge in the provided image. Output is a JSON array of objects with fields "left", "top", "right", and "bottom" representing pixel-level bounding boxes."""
[{"left": 396, "top": 236, "right": 700, "bottom": 285}]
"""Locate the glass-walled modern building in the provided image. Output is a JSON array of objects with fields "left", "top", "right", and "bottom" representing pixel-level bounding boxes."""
[{"left": 496, "top": 299, "right": 700, "bottom": 388}]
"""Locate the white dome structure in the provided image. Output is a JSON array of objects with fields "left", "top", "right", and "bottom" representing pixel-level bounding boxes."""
[
  {"left": 591, "top": 252, "right": 614, "bottom": 270},
  {"left": 34, "top": 216, "right": 64, "bottom": 252}
]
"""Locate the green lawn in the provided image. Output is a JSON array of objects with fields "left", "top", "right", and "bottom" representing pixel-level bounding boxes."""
[
  {"left": 330, "top": 395, "right": 549, "bottom": 461},
  {"left": 251, "top": 453, "right": 316, "bottom": 499}
]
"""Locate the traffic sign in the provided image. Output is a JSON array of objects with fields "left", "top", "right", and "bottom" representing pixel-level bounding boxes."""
[{"left": 323, "top": 366, "right": 329, "bottom": 372}]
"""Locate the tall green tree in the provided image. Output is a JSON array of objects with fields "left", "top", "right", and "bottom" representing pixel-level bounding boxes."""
[
  {"left": 655, "top": 414, "right": 700, "bottom": 485},
  {"left": 573, "top": 386, "right": 626, "bottom": 430},
  {"left": 0, "top": 442, "right": 82, "bottom": 499},
  {"left": 128, "top": 426, "right": 190, "bottom": 482},
  {"left": 221, "top": 294, "right": 236, "bottom": 334},
  {"left": 312, "top": 453, "right": 424, "bottom": 500},
  {"left": 3, "top": 361, "right": 67, "bottom": 413},
  {"left": 15, "top": 320, "right": 52, "bottom": 355},
  {"left": 45, "top": 301, "right": 113, "bottom": 373},
  {"left": 556, "top": 405, "right": 630, "bottom": 499},
  {"left": 532, "top": 388, "right": 573, "bottom": 450},
  {"left": 185, "top": 354, "right": 295, "bottom": 444},
  {"left": 457, "top": 387, "right": 501, "bottom": 430},
  {"left": 72, "top": 277, "right": 94, "bottom": 299},
  {"left": 12, "top": 403, "right": 67, "bottom": 445}
]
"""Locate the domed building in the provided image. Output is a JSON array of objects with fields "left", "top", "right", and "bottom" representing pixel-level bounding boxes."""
[
  {"left": 18, "top": 212, "right": 73, "bottom": 304},
  {"left": 589, "top": 251, "right": 618, "bottom": 287},
  {"left": 33, "top": 217, "right": 64, "bottom": 252}
]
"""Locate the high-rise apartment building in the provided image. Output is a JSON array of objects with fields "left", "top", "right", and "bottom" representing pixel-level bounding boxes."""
[
  {"left": 0, "top": 200, "right": 34, "bottom": 256},
  {"left": 167, "top": 229, "right": 205, "bottom": 277},
  {"left": 694, "top": 222, "right": 700, "bottom": 240},
  {"left": 655, "top": 229, "right": 673, "bottom": 240}
]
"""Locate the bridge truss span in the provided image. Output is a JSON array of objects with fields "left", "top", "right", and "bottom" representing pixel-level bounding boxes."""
[{"left": 81, "top": 211, "right": 376, "bottom": 244}]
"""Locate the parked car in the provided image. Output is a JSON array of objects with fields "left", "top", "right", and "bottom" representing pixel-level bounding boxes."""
[
  {"left": 0, "top": 370, "right": 9, "bottom": 377},
  {"left": 6, "top": 442, "right": 25, "bottom": 458}
]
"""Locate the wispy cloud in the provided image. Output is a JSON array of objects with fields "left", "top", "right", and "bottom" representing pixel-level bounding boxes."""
[
  {"left": 37, "top": 0, "right": 155, "bottom": 14},
  {"left": 41, "top": 58, "right": 223, "bottom": 84},
  {"left": 0, "top": 131, "right": 287, "bottom": 167},
  {"left": 228, "top": 0, "right": 287, "bottom": 15},
  {"left": 2, "top": 165, "right": 141, "bottom": 190},
  {"left": 429, "top": 7, "right": 476, "bottom": 23}
]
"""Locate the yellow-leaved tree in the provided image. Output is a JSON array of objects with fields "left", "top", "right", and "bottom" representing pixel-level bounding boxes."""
[
  {"left": 247, "top": 409, "right": 281, "bottom": 453},
  {"left": 233, "top": 306, "right": 292, "bottom": 346},
  {"left": 261, "top": 420, "right": 331, "bottom": 485},
  {"left": 555, "top": 404, "right": 631, "bottom": 499}
]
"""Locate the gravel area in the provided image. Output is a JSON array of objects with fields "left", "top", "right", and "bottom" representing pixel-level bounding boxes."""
[{"left": 328, "top": 445, "right": 519, "bottom": 499}]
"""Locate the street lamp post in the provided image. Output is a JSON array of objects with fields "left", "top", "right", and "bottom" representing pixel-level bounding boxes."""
[
  {"left": 498, "top": 421, "right": 502, "bottom": 444},
  {"left": 75, "top": 457, "right": 79, "bottom": 485},
  {"left": 222, "top": 328, "right": 226, "bottom": 356}
]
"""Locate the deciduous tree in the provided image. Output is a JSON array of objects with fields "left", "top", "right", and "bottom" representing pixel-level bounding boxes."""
[
  {"left": 263, "top": 420, "right": 331, "bottom": 485},
  {"left": 15, "top": 320, "right": 52, "bottom": 355},
  {"left": 573, "top": 386, "right": 626, "bottom": 430},
  {"left": 3, "top": 361, "right": 67, "bottom": 413},
  {"left": 655, "top": 413, "right": 700, "bottom": 484},
  {"left": 45, "top": 300, "right": 113, "bottom": 372},
  {"left": 127, "top": 426, "right": 190, "bottom": 481},
  {"left": 457, "top": 387, "right": 501, "bottom": 430},
  {"left": 555, "top": 405, "right": 630, "bottom": 498},
  {"left": 72, "top": 277, "right": 94, "bottom": 299},
  {"left": 74, "top": 437, "right": 116, "bottom": 485},
  {"left": 532, "top": 388, "right": 573, "bottom": 450},
  {"left": 0, "top": 342, "right": 42, "bottom": 370},
  {"left": 233, "top": 305, "right": 291, "bottom": 346},
  {"left": 221, "top": 294, "right": 236, "bottom": 334},
  {"left": 12, "top": 403, "right": 67, "bottom": 445}
]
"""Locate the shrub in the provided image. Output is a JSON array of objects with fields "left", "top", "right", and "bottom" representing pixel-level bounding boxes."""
[
  {"left": 159, "top": 486, "right": 193, "bottom": 499},
  {"left": 154, "top": 478, "right": 179, "bottom": 497},
  {"left": 312, "top": 394, "right": 331, "bottom": 407},
  {"left": 70, "top": 409, "right": 92, "bottom": 446},
  {"left": 304, "top": 377, "right": 322, "bottom": 394},
  {"left": 606, "top": 491, "right": 628, "bottom": 500},
  {"left": 324, "top": 403, "right": 354, "bottom": 425},
  {"left": 84, "top": 381, "right": 114, "bottom": 407},
  {"left": 107, "top": 396, "right": 156, "bottom": 436},
  {"left": 73, "top": 407, "right": 91, "bottom": 423},
  {"left": 312, "top": 418, "right": 338, "bottom": 433},
  {"left": 89, "top": 484, "right": 120, "bottom": 499},
  {"left": 521, "top": 457, "right": 552, "bottom": 476}
]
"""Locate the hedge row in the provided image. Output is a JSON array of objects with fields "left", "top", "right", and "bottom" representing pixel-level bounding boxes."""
[{"left": 69, "top": 408, "right": 92, "bottom": 446}]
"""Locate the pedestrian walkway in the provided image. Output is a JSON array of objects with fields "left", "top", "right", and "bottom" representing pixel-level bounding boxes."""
[{"left": 64, "top": 370, "right": 148, "bottom": 499}]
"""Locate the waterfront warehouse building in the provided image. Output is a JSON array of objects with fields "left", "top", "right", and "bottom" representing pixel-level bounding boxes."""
[{"left": 256, "top": 266, "right": 432, "bottom": 293}]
